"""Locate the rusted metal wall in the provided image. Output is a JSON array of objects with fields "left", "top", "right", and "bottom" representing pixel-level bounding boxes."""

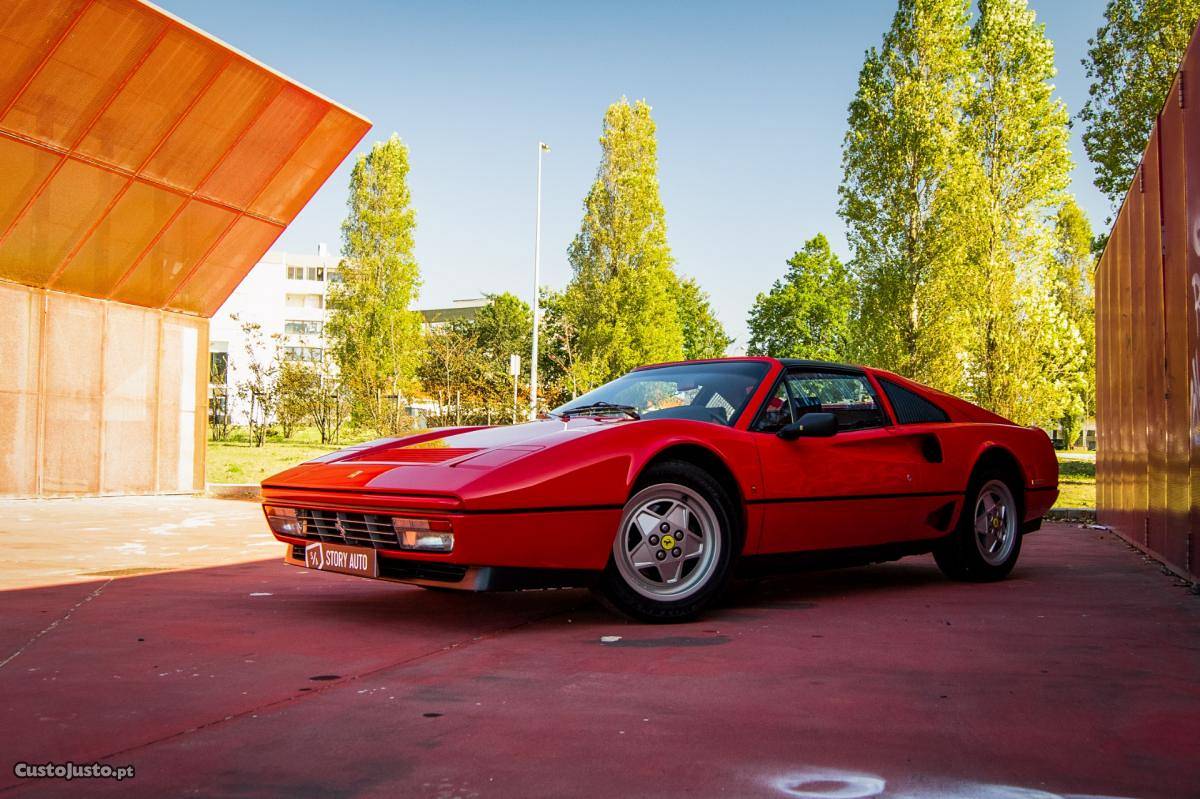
[
  {"left": 1096, "top": 24, "right": 1200, "bottom": 581},
  {"left": 0, "top": 281, "right": 207, "bottom": 496}
]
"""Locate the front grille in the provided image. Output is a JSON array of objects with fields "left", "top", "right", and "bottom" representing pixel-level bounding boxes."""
[
  {"left": 290, "top": 544, "right": 467, "bottom": 583},
  {"left": 297, "top": 509, "right": 400, "bottom": 549}
]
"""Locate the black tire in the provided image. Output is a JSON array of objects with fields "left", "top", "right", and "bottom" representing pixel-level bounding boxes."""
[
  {"left": 934, "top": 468, "right": 1023, "bottom": 582},
  {"left": 595, "top": 460, "right": 738, "bottom": 623}
]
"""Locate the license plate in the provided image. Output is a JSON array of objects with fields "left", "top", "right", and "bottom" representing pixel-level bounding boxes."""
[{"left": 304, "top": 542, "right": 377, "bottom": 578}]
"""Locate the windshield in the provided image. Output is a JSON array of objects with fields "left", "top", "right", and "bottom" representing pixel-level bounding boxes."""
[{"left": 551, "top": 361, "right": 771, "bottom": 427}]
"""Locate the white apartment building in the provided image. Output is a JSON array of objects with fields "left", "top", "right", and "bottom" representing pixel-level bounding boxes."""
[
  {"left": 208, "top": 246, "right": 488, "bottom": 425},
  {"left": 208, "top": 246, "right": 340, "bottom": 424}
]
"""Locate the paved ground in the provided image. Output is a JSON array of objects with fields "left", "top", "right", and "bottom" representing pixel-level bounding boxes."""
[{"left": 0, "top": 498, "right": 1197, "bottom": 798}]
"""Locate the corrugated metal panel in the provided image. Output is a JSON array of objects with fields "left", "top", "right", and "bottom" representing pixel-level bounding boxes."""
[
  {"left": 1142, "top": 136, "right": 1169, "bottom": 557},
  {"left": 0, "top": 0, "right": 371, "bottom": 318},
  {"left": 1097, "top": 23, "right": 1199, "bottom": 580},
  {"left": 1182, "top": 32, "right": 1200, "bottom": 576}
]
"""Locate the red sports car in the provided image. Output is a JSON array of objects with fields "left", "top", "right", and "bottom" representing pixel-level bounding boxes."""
[{"left": 262, "top": 358, "right": 1058, "bottom": 621}]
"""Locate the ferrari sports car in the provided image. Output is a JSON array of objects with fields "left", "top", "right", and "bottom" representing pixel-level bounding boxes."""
[{"left": 261, "top": 357, "right": 1058, "bottom": 621}]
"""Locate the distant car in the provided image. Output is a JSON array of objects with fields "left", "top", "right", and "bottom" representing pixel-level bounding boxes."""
[{"left": 261, "top": 358, "right": 1058, "bottom": 621}]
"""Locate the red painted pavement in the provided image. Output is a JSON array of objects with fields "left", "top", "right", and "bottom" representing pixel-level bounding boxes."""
[{"left": 1, "top": 524, "right": 1197, "bottom": 798}]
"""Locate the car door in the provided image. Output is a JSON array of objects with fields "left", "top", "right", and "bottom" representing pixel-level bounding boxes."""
[
  {"left": 871, "top": 374, "right": 971, "bottom": 532},
  {"left": 752, "top": 368, "right": 934, "bottom": 553}
]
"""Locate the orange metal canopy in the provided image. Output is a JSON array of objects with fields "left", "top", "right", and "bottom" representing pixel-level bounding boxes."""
[{"left": 0, "top": 0, "right": 371, "bottom": 317}]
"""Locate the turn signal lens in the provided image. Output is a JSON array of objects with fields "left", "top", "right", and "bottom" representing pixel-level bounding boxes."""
[
  {"left": 263, "top": 505, "right": 300, "bottom": 536},
  {"left": 391, "top": 517, "right": 454, "bottom": 552}
]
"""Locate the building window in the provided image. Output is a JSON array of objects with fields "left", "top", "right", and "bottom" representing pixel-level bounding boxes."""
[
  {"left": 306, "top": 265, "right": 324, "bottom": 281},
  {"left": 284, "top": 346, "right": 323, "bottom": 363},
  {"left": 284, "top": 320, "right": 323, "bottom": 336},
  {"left": 287, "top": 265, "right": 305, "bottom": 280},
  {"left": 327, "top": 269, "right": 341, "bottom": 284},
  {"left": 285, "top": 293, "right": 324, "bottom": 309},
  {"left": 208, "top": 388, "right": 229, "bottom": 426},
  {"left": 209, "top": 351, "right": 229, "bottom": 384}
]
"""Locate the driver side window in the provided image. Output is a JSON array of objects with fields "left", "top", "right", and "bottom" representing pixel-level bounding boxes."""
[
  {"left": 755, "top": 382, "right": 794, "bottom": 432},
  {"left": 784, "top": 371, "right": 886, "bottom": 431},
  {"left": 754, "top": 369, "right": 887, "bottom": 433}
]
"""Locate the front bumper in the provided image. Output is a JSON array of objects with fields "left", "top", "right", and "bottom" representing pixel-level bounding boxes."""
[
  {"left": 264, "top": 490, "right": 621, "bottom": 589},
  {"left": 263, "top": 490, "right": 620, "bottom": 568}
]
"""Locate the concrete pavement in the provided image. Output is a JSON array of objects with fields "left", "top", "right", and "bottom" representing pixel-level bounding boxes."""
[{"left": 0, "top": 497, "right": 1196, "bottom": 798}]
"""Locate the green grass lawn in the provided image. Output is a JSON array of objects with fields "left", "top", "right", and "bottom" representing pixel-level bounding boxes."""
[
  {"left": 206, "top": 427, "right": 374, "bottom": 484},
  {"left": 207, "top": 428, "right": 1098, "bottom": 510},
  {"left": 1054, "top": 451, "right": 1095, "bottom": 509}
]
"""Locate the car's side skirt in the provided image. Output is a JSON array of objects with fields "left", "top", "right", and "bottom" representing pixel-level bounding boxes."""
[{"left": 735, "top": 534, "right": 954, "bottom": 578}]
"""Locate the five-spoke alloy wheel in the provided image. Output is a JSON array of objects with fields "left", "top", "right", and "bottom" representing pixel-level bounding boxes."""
[
  {"left": 973, "top": 479, "right": 1017, "bottom": 566},
  {"left": 613, "top": 483, "right": 721, "bottom": 602},
  {"left": 598, "top": 461, "right": 736, "bottom": 622},
  {"left": 934, "top": 468, "right": 1023, "bottom": 582}
]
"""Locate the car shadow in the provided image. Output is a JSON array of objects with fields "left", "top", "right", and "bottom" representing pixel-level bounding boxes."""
[{"left": 721, "top": 555, "right": 953, "bottom": 611}]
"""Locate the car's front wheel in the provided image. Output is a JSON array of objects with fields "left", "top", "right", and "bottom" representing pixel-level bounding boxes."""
[
  {"left": 596, "top": 461, "right": 737, "bottom": 622},
  {"left": 934, "top": 471, "right": 1023, "bottom": 581}
]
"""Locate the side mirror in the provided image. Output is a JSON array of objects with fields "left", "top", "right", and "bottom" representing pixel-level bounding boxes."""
[{"left": 777, "top": 412, "right": 838, "bottom": 440}]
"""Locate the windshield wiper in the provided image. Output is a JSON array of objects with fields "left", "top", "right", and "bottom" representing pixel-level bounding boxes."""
[{"left": 557, "top": 401, "right": 641, "bottom": 420}]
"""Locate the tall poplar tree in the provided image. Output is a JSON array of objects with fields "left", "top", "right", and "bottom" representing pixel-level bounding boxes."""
[
  {"left": 1080, "top": 0, "right": 1200, "bottom": 214},
  {"left": 838, "top": 0, "right": 972, "bottom": 384},
  {"left": 1050, "top": 199, "right": 1096, "bottom": 446},
  {"left": 956, "top": 0, "right": 1082, "bottom": 425},
  {"left": 327, "top": 135, "right": 424, "bottom": 435},
  {"left": 564, "top": 99, "right": 684, "bottom": 388}
]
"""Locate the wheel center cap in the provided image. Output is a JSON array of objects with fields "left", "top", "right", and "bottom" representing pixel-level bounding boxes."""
[{"left": 660, "top": 534, "right": 676, "bottom": 550}]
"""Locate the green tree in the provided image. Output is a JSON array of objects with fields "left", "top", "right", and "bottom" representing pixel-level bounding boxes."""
[
  {"left": 537, "top": 288, "right": 582, "bottom": 406},
  {"left": 1050, "top": 199, "right": 1096, "bottom": 447},
  {"left": 474, "top": 293, "right": 533, "bottom": 368},
  {"left": 467, "top": 292, "right": 533, "bottom": 422},
  {"left": 274, "top": 356, "right": 347, "bottom": 444},
  {"left": 839, "top": 0, "right": 972, "bottom": 385},
  {"left": 955, "top": 0, "right": 1082, "bottom": 425},
  {"left": 746, "top": 234, "right": 855, "bottom": 360},
  {"left": 327, "top": 135, "right": 424, "bottom": 436},
  {"left": 233, "top": 319, "right": 278, "bottom": 447},
  {"left": 274, "top": 360, "right": 310, "bottom": 439},
  {"left": 674, "top": 276, "right": 731, "bottom": 359},
  {"left": 1080, "top": 0, "right": 1200, "bottom": 213},
  {"left": 564, "top": 98, "right": 684, "bottom": 390},
  {"left": 417, "top": 323, "right": 480, "bottom": 426}
]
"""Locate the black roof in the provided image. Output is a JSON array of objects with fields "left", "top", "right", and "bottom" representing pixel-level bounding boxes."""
[
  {"left": 634, "top": 357, "right": 867, "bottom": 373},
  {"left": 776, "top": 358, "right": 865, "bottom": 372}
]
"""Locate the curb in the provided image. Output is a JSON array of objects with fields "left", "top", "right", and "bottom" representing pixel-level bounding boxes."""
[
  {"left": 206, "top": 483, "right": 261, "bottom": 501},
  {"left": 1045, "top": 507, "right": 1096, "bottom": 523}
]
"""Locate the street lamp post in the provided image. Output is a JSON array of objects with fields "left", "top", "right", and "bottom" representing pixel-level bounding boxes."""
[
  {"left": 509, "top": 353, "right": 520, "bottom": 424},
  {"left": 530, "top": 141, "right": 549, "bottom": 420}
]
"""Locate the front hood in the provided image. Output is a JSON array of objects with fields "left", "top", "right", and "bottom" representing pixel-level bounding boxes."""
[{"left": 262, "top": 417, "right": 628, "bottom": 495}]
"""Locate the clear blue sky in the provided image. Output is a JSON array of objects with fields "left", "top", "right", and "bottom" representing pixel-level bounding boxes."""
[{"left": 161, "top": 0, "right": 1109, "bottom": 350}]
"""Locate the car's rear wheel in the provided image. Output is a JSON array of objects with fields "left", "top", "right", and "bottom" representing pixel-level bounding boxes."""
[
  {"left": 596, "top": 461, "right": 736, "bottom": 622},
  {"left": 934, "top": 471, "right": 1022, "bottom": 581}
]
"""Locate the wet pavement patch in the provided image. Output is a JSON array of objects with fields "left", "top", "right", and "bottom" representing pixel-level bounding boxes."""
[{"left": 598, "top": 635, "right": 730, "bottom": 648}]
